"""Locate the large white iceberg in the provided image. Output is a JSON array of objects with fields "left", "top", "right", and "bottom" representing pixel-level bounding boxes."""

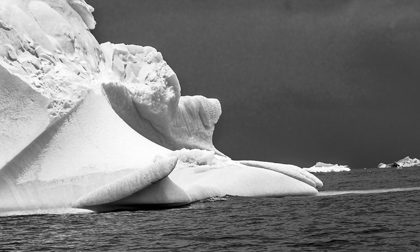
[
  {"left": 303, "top": 162, "right": 351, "bottom": 173},
  {"left": 0, "top": 0, "right": 322, "bottom": 213}
]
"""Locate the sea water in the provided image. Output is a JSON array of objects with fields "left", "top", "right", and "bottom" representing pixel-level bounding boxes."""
[{"left": 1, "top": 168, "right": 420, "bottom": 251}]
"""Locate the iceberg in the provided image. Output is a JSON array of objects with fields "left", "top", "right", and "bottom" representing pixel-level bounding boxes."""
[
  {"left": 0, "top": 0, "right": 322, "bottom": 213},
  {"left": 303, "top": 162, "right": 351, "bottom": 173},
  {"left": 377, "top": 162, "right": 400, "bottom": 169},
  {"left": 396, "top": 156, "right": 420, "bottom": 168},
  {"left": 378, "top": 156, "right": 420, "bottom": 169}
]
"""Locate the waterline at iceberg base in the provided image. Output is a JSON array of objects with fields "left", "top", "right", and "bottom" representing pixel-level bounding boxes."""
[{"left": 0, "top": 0, "right": 322, "bottom": 213}]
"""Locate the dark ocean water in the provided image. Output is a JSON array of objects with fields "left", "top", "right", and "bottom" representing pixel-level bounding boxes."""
[{"left": 1, "top": 168, "right": 420, "bottom": 251}]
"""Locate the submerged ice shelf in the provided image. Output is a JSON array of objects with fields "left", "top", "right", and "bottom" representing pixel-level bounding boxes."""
[{"left": 0, "top": 0, "right": 322, "bottom": 213}]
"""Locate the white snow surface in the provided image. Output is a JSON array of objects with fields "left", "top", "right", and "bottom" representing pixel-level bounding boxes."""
[{"left": 0, "top": 0, "right": 323, "bottom": 213}]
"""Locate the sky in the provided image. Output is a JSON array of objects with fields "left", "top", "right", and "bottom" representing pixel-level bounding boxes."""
[{"left": 87, "top": 0, "right": 420, "bottom": 168}]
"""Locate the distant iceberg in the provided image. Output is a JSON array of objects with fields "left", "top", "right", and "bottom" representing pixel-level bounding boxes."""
[
  {"left": 377, "top": 163, "right": 400, "bottom": 169},
  {"left": 378, "top": 156, "right": 420, "bottom": 168},
  {"left": 397, "top": 156, "right": 420, "bottom": 167},
  {"left": 303, "top": 162, "right": 351, "bottom": 173}
]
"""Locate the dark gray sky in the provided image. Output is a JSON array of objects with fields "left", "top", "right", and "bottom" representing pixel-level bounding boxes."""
[{"left": 87, "top": 0, "right": 420, "bottom": 168}]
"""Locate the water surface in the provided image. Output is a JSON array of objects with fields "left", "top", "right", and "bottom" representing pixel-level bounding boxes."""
[{"left": 1, "top": 168, "right": 420, "bottom": 251}]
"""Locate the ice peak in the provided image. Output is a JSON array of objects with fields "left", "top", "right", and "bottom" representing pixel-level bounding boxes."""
[{"left": 67, "top": 0, "right": 96, "bottom": 29}]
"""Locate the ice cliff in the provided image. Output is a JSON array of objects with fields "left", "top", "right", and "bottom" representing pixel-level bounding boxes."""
[
  {"left": 304, "top": 162, "right": 351, "bottom": 173},
  {"left": 0, "top": 0, "right": 322, "bottom": 213}
]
